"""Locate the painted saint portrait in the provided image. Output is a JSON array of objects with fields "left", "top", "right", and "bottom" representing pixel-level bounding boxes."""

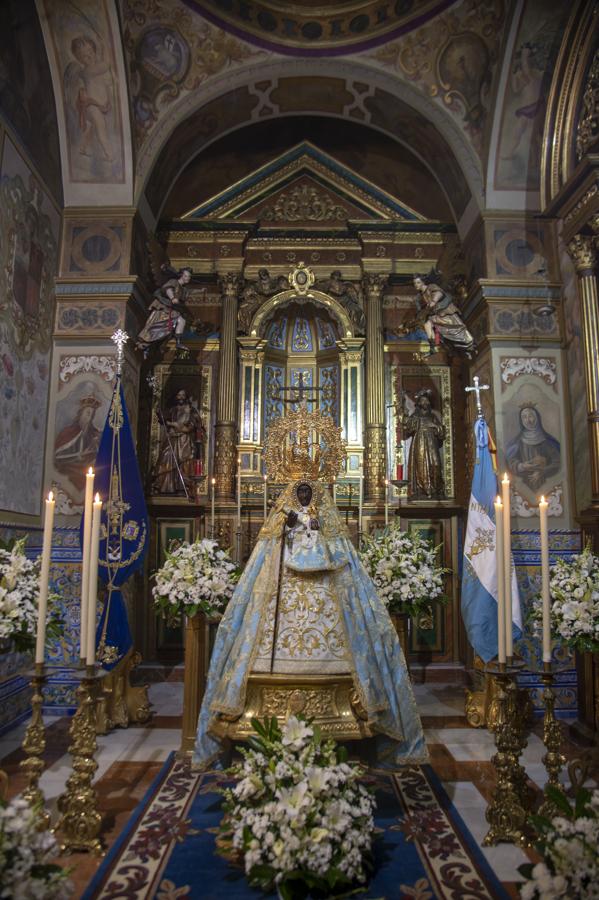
[
  {"left": 506, "top": 405, "right": 560, "bottom": 492},
  {"left": 54, "top": 383, "right": 104, "bottom": 492}
]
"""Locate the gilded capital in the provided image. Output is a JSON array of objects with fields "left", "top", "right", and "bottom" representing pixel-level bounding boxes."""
[
  {"left": 567, "top": 234, "right": 596, "bottom": 272},
  {"left": 362, "top": 273, "right": 387, "bottom": 300},
  {"left": 218, "top": 272, "right": 241, "bottom": 301}
]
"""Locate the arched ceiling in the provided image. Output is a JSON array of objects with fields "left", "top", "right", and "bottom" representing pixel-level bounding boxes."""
[
  {"left": 188, "top": 0, "right": 458, "bottom": 55},
  {"left": 162, "top": 115, "right": 454, "bottom": 221}
]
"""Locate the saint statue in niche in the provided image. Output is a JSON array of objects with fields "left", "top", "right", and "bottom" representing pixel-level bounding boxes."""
[
  {"left": 403, "top": 388, "right": 445, "bottom": 500},
  {"left": 411, "top": 271, "right": 476, "bottom": 359},
  {"left": 152, "top": 388, "right": 204, "bottom": 494},
  {"left": 506, "top": 404, "right": 560, "bottom": 491}
]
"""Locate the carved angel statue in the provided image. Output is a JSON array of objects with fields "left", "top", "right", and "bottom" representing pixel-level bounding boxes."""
[
  {"left": 238, "top": 268, "right": 288, "bottom": 333},
  {"left": 318, "top": 270, "right": 366, "bottom": 334},
  {"left": 412, "top": 270, "right": 475, "bottom": 359},
  {"left": 137, "top": 247, "right": 211, "bottom": 357}
]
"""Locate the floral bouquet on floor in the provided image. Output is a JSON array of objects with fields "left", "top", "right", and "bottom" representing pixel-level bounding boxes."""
[
  {"left": 518, "top": 785, "right": 599, "bottom": 899},
  {"left": 529, "top": 546, "right": 599, "bottom": 654},
  {"left": 0, "top": 794, "right": 73, "bottom": 898},
  {"left": 219, "top": 716, "right": 376, "bottom": 900},
  {"left": 0, "top": 538, "right": 61, "bottom": 654},
  {"left": 359, "top": 521, "right": 448, "bottom": 618},
  {"left": 152, "top": 538, "right": 239, "bottom": 624}
]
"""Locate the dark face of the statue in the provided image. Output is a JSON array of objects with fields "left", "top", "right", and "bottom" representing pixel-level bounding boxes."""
[{"left": 296, "top": 482, "right": 312, "bottom": 507}]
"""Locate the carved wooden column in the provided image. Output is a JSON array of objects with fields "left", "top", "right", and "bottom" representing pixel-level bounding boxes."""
[
  {"left": 214, "top": 274, "right": 240, "bottom": 499},
  {"left": 567, "top": 233, "right": 599, "bottom": 509},
  {"left": 363, "top": 273, "right": 387, "bottom": 502}
]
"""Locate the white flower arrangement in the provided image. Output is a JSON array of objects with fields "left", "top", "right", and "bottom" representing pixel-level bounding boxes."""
[
  {"left": 519, "top": 786, "right": 599, "bottom": 899},
  {"left": 0, "top": 795, "right": 72, "bottom": 899},
  {"left": 530, "top": 547, "right": 599, "bottom": 654},
  {"left": 152, "top": 538, "right": 239, "bottom": 623},
  {"left": 0, "top": 538, "right": 60, "bottom": 654},
  {"left": 359, "top": 521, "right": 447, "bottom": 617},
  {"left": 219, "top": 716, "right": 376, "bottom": 900}
]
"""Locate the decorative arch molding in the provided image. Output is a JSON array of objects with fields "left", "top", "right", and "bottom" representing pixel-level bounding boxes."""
[
  {"left": 251, "top": 289, "right": 354, "bottom": 339},
  {"left": 541, "top": 0, "right": 599, "bottom": 210},
  {"left": 138, "top": 59, "right": 483, "bottom": 223}
]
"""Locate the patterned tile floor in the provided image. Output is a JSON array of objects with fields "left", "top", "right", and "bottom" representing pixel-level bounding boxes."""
[{"left": 0, "top": 681, "right": 592, "bottom": 899}]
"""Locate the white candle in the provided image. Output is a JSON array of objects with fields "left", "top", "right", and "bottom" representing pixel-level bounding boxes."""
[
  {"left": 211, "top": 477, "right": 216, "bottom": 538},
  {"left": 86, "top": 493, "right": 102, "bottom": 667},
  {"left": 539, "top": 495, "right": 551, "bottom": 663},
  {"left": 35, "top": 491, "right": 55, "bottom": 666},
  {"left": 494, "top": 496, "right": 506, "bottom": 665},
  {"left": 263, "top": 474, "right": 268, "bottom": 521},
  {"left": 80, "top": 467, "right": 94, "bottom": 661},
  {"left": 501, "top": 473, "right": 513, "bottom": 658},
  {"left": 237, "top": 458, "right": 241, "bottom": 529},
  {"left": 384, "top": 478, "right": 389, "bottom": 526},
  {"left": 358, "top": 473, "right": 363, "bottom": 533}
]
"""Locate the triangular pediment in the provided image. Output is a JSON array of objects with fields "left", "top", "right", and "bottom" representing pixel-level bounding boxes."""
[{"left": 183, "top": 142, "right": 425, "bottom": 223}]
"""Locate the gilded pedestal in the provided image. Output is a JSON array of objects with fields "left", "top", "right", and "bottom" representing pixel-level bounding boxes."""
[
  {"left": 180, "top": 612, "right": 209, "bottom": 755},
  {"left": 220, "top": 673, "right": 373, "bottom": 742}
]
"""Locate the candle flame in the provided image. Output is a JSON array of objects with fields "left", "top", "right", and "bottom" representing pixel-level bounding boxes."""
[
  {"left": 211, "top": 477, "right": 216, "bottom": 485},
  {"left": 263, "top": 474, "right": 267, "bottom": 482},
  {"left": 540, "top": 495, "right": 546, "bottom": 504},
  {"left": 94, "top": 492, "right": 100, "bottom": 503},
  {"left": 495, "top": 495, "right": 502, "bottom": 506},
  {"left": 502, "top": 472, "right": 509, "bottom": 482},
  {"left": 47, "top": 490, "right": 54, "bottom": 502},
  {"left": 88, "top": 466, "right": 93, "bottom": 475}
]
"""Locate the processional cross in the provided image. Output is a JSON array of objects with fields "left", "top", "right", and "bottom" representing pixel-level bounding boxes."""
[
  {"left": 276, "top": 370, "right": 323, "bottom": 406},
  {"left": 465, "top": 375, "right": 489, "bottom": 419}
]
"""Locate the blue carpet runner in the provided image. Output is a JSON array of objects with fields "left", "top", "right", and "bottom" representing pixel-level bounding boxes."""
[{"left": 83, "top": 753, "right": 510, "bottom": 899}]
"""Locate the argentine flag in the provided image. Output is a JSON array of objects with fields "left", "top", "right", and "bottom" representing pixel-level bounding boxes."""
[{"left": 461, "top": 418, "right": 522, "bottom": 662}]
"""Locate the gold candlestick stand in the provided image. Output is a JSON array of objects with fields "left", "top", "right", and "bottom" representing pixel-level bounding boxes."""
[
  {"left": 483, "top": 662, "right": 533, "bottom": 847},
  {"left": 55, "top": 666, "right": 103, "bottom": 854},
  {"left": 20, "top": 663, "right": 50, "bottom": 829},
  {"left": 538, "top": 661, "right": 566, "bottom": 819}
]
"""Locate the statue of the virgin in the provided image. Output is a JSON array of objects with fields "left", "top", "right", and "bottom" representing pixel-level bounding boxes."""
[{"left": 194, "top": 405, "right": 426, "bottom": 770}]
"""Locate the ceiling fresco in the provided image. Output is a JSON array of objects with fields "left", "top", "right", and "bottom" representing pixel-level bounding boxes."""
[{"left": 185, "top": 0, "right": 459, "bottom": 55}]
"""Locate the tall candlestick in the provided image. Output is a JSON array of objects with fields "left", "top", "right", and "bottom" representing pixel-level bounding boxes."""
[
  {"left": 494, "top": 496, "right": 506, "bottom": 665},
  {"left": 358, "top": 472, "right": 363, "bottom": 533},
  {"left": 236, "top": 458, "right": 241, "bottom": 529},
  {"left": 501, "top": 473, "right": 513, "bottom": 659},
  {"left": 86, "top": 494, "right": 102, "bottom": 668},
  {"left": 210, "top": 477, "right": 216, "bottom": 538},
  {"left": 263, "top": 474, "right": 268, "bottom": 521},
  {"left": 539, "top": 495, "right": 551, "bottom": 663},
  {"left": 35, "top": 491, "right": 55, "bottom": 665},
  {"left": 80, "top": 467, "right": 95, "bottom": 662},
  {"left": 384, "top": 478, "right": 389, "bottom": 526}
]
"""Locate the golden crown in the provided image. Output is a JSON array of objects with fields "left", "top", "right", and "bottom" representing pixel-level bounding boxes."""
[{"left": 264, "top": 403, "right": 346, "bottom": 483}]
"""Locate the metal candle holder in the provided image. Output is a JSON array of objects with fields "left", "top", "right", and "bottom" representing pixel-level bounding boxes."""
[
  {"left": 483, "top": 662, "right": 532, "bottom": 847},
  {"left": 538, "top": 661, "right": 567, "bottom": 819},
  {"left": 20, "top": 663, "right": 50, "bottom": 829},
  {"left": 55, "top": 666, "right": 103, "bottom": 854}
]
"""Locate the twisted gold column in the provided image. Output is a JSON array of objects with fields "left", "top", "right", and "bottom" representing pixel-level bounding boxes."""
[
  {"left": 363, "top": 273, "right": 387, "bottom": 502},
  {"left": 567, "top": 233, "right": 599, "bottom": 508},
  {"left": 214, "top": 274, "right": 240, "bottom": 499}
]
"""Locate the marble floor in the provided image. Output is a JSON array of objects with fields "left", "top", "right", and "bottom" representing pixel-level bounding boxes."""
[{"left": 0, "top": 681, "right": 592, "bottom": 899}]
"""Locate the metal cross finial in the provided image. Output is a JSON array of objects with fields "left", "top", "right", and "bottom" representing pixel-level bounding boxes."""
[
  {"left": 111, "top": 329, "right": 129, "bottom": 376},
  {"left": 465, "top": 374, "right": 490, "bottom": 419}
]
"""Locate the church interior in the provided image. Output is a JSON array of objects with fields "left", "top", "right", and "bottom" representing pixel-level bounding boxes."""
[{"left": 1, "top": 1, "right": 599, "bottom": 898}]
